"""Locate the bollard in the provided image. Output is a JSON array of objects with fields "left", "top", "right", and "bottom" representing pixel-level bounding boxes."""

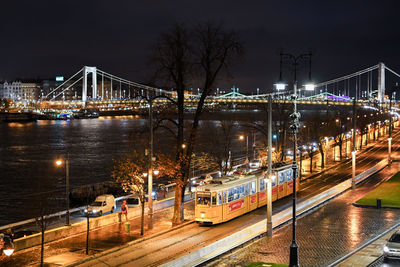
[
  {"left": 376, "top": 198, "right": 382, "bottom": 209},
  {"left": 125, "top": 222, "right": 131, "bottom": 233}
]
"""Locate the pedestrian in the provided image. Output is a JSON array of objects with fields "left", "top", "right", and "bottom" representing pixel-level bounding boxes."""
[{"left": 121, "top": 200, "right": 128, "bottom": 222}]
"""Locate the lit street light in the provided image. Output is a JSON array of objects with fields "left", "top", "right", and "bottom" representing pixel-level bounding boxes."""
[
  {"left": 56, "top": 156, "right": 70, "bottom": 226},
  {"left": 0, "top": 234, "right": 14, "bottom": 256},
  {"left": 239, "top": 134, "right": 249, "bottom": 164},
  {"left": 275, "top": 52, "right": 314, "bottom": 267}
]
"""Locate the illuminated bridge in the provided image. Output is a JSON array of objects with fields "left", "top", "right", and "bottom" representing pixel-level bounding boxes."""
[{"left": 41, "top": 63, "right": 400, "bottom": 110}]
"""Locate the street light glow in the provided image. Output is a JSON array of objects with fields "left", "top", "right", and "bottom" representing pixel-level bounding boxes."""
[
  {"left": 304, "top": 83, "right": 315, "bottom": 91},
  {"left": 3, "top": 248, "right": 14, "bottom": 256},
  {"left": 55, "top": 159, "right": 63, "bottom": 166},
  {"left": 275, "top": 83, "right": 286, "bottom": 90},
  {"left": 239, "top": 135, "right": 245, "bottom": 140},
  {"left": 153, "top": 170, "right": 159, "bottom": 175}
]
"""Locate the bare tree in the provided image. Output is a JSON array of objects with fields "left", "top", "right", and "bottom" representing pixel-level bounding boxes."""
[
  {"left": 198, "top": 120, "right": 235, "bottom": 174},
  {"left": 151, "top": 22, "right": 243, "bottom": 224}
]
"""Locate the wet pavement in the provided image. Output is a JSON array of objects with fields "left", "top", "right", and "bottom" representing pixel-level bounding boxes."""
[{"left": 207, "top": 162, "right": 400, "bottom": 267}]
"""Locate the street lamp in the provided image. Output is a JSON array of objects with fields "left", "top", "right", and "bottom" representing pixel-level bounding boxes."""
[
  {"left": 0, "top": 234, "right": 14, "bottom": 256},
  {"left": 56, "top": 156, "right": 70, "bottom": 226},
  {"left": 239, "top": 134, "right": 249, "bottom": 164},
  {"left": 275, "top": 52, "right": 314, "bottom": 267}
]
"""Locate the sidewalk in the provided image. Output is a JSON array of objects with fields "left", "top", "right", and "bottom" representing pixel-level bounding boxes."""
[{"left": 337, "top": 226, "right": 400, "bottom": 266}]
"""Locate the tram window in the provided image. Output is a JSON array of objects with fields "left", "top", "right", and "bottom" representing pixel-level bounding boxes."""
[
  {"left": 251, "top": 181, "right": 256, "bottom": 194},
  {"left": 271, "top": 175, "right": 276, "bottom": 187},
  {"left": 197, "top": 196, "right": 211, "bottom": 205},
  {"left": 240, "top": 185, "right": 245, "bottom": 198},
  {"left": 278, "top": 172, "right": 285, "bottom": 185},
  {"left": 223, "top": 191, "right": 227, "bottom": 204},
  {"left": 286, "top": 169, "right": 292, "bottom": 181},
  {"left": 228, "top": 188, "right": 234, "bottom": 202},
  {"left": 260, "top": 179, "right": 265, "bottom": 191},
  {"left": 234, "top": 187, "right": 239, "bottom": 200},
  {"left": 212, "top": 193, "right": 217, "bottom": 206},
  {"left": 245, "top": 184, "right": 249, "bottom": 195}
]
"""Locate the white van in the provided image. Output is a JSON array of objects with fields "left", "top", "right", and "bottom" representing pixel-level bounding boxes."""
[{"left": 84, "top": 194, "right": 115, "bottom": 216}]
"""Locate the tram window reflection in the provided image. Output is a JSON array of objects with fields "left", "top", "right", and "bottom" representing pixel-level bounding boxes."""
[
  {"left": 245, "top": 184, "right": 249, "bottom": 195},
  {"left": 240, "top": 185, "right": 245, "bottom": 198},
  {"left": 223, "top": 191, "right": 227, "bottom": 203},
  {"left": 228, "top": 189, "right": 234, "bottom": 202},
  {"left": 251, "top": 181, "right": 256, "bottom": 194},
  {"left": 218, "top": 192, "right": 223, "bottom": 205},
  {"left": 271, "top": 176, "right": 276, "bottom": 187},
  {"left": 260, "top": 179, "right": 265, "bottom": 191},
  {"left": 286, "top": 169, "right": 292, "bottom": 181}
]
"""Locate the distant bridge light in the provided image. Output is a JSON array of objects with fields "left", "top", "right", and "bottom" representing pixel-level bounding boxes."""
[
  {"left": 274, "top": 82, "right": 286, "bottom": 90},
  {"left": 304, "top": 83, "right": 315, "bottom": 91}
]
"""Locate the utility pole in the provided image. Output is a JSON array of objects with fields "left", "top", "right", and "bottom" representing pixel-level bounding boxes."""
[
  {"left": 267, "top": 94, "right": 273, "bottom": 237},
  {"left": 148, "top": 98, "right": 154, "bottom": 229},
  {"left": 352, "top": 98, "right": 356, "bottom": 189},
  {"left": 66, "top": 155, "right": 70, "bottom": 226},
  {"left": 388, "top": 95, "right": 392, "bottom": 164}
]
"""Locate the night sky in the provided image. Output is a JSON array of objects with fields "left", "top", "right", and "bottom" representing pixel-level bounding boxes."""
[{"left": 1, "top": 1, "right": 400, "bottom": 93}]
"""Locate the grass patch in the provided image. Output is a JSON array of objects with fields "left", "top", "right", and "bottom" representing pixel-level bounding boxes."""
[
  {"left": 246, "top": 263, "right": 288, "bottom": 267},
  {"left": 356, "top": 172, "right": 400, "bottom": 207}
]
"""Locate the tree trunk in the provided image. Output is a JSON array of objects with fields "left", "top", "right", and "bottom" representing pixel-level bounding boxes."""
[
  {"left": 339, "top": 142, "right": 343, "bottom": 161},
  {"left": 86, "top": 214, "right": 89, "bottom": 255},
  {"left": 172, "top": 184, "right": 183, "bottom": 224},
  {"left": 40, "top": 218, "right": 44, "bottom": 267},
  {"left": 309, "top": 153, "right": 313, "bottom": 173},
  {"left": 319, "top": 148, "right": 324, "bottom": 169},
  {"left": 141, "top": 199, "right": 145, "bottom": 235}
]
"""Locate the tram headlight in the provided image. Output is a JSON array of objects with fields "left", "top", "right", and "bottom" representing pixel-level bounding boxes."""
[
  {"left": 383, "top": 245, "right": 389, "bottom": 253},
  {"left": 201, "top": 213, "right": 205, "bottom": 218}
]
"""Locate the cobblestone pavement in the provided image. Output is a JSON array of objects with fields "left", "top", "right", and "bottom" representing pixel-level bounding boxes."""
[{"left": 209, "top": 162, "right": 400, "bottom": 267}]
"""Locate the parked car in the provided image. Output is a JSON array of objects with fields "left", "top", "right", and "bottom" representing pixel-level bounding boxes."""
[
  {"left": 383, "top": 230, "right": 400, "bottom": 261},
  {"left": 84, "top": 194, "right": 115, "bottom": 216},
  {"left": 249, "top": 159, "right": 262, "bottom": 169},
  {"left": 126, "top": 195, "right": 141, "bottom": 208}
]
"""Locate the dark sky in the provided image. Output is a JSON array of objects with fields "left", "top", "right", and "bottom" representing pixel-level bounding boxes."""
[{"left": 1, "top": 1, "right": 400, "bottom": 93}]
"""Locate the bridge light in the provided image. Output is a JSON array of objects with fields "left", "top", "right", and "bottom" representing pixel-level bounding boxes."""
[
  {"left": 304, "top": 82, "right": 315, "bottom": 91},
  {"left": 274, "top": 82, "right": 286, "bottom": 91}
]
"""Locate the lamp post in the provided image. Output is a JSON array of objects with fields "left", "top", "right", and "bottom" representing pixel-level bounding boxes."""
[
  {"left": 275, "top": 52, "right": 314, "bottom": 267},
  {"left": 239, "top": 134, "right": 249, "bottom": 164},
  {"left": 56, "top": 156, "right": 70, "bottom": 226},
  {"left": 148, "top": 98, "right": 154, "bottom": 229},
  {"left": 352, "top": 98, "right": 357, "bottom": 189},
  {"left": 388, "top": 93, "right": 393, "bottom": 164}
]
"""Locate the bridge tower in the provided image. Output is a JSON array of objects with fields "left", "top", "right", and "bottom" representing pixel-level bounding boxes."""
[
  {"left": 82, "top": 66, "right": 97, "bottom": 104},
  {"left": 378, "top": 62, "right": 385, "bottom": 103}
]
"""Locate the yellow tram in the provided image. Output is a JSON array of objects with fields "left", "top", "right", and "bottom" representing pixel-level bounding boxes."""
[{"left": 195, "top": 163, "right": 298, "bottom": 224}]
